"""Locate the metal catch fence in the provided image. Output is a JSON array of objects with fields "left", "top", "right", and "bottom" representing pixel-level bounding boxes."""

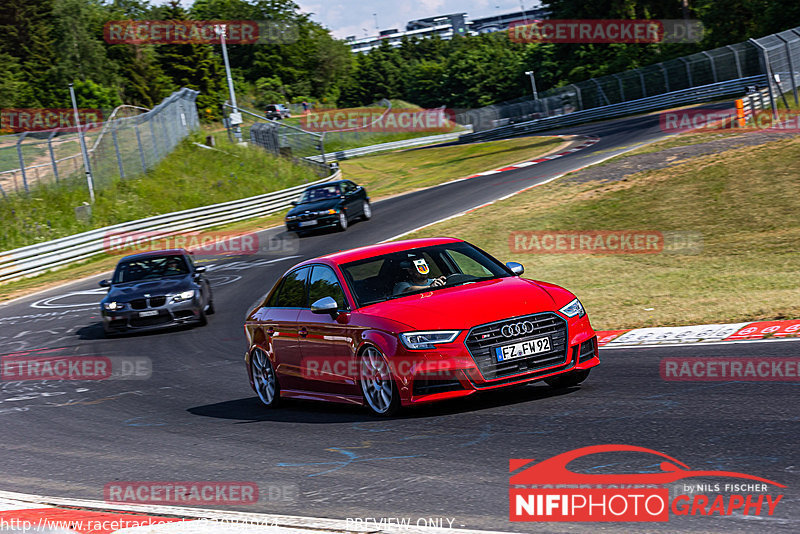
[
  {"left": 0, "top": 88, "right": 200, "bottom": 200},
  {"left": 459, "top": 26, "right": 800, "bottom": 132}
]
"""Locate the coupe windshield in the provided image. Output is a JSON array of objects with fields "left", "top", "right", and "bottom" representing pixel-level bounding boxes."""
[
  {"left": 340, "top": 242, "right": 511, "bottom": 307},
  {"left": 299, "top": 184, "right": 341, "bottom": 203},
  {"left": 112, "top": 255, "right": 189, "bottom": 283}
]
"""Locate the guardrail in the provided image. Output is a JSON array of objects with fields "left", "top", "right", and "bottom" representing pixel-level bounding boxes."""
[
  {"left": 306, "top": 129, "right": 471, "bottom": 163},
  {"left": 460, "top": 76, "right": 767, "bottom": 143},
  {"left": 0, "top": 171, "right": 340, "bottom": 284}
]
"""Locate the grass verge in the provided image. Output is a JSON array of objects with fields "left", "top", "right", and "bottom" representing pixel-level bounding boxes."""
[
  {"left": 398, "top": 136, "right": 800, "bottom": 330},
  {"left": 0, "top": 133, "right": 565, "bottom": 299},
  {"left": 0, "top": 132, "right": 319, "bottom": 251},
  {"left": 340, "top": 136, "right": 568, "bottom": 199}
]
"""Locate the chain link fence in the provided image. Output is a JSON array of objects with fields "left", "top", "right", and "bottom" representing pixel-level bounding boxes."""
[
  {"left": 459, "top": 26, "right": 800, "bottom": 132},
  {"left": 0, "top": 88, "right": 199, "bottom": 200},
  {"left": 233, "top": 106, "right": 330, "bottom": 177}
]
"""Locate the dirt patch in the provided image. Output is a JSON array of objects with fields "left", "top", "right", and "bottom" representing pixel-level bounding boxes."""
[{"left": 567, "top": 130, "right": 799, "bottom": 183}]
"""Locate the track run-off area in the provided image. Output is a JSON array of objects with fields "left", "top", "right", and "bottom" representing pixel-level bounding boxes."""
[{"left": 0, "top": 107, "right": 797, "bottom": 533}]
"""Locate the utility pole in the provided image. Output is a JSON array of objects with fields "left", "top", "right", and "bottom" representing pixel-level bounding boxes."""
[
  {"left": 69, "top": 83, "right": 95, "bottom": 203},
  {"left": 215, "top": 24, "right": 242, "bottom": 142},
  {"left": 525, "top": 70, "right": 538, "bottom": 100}
]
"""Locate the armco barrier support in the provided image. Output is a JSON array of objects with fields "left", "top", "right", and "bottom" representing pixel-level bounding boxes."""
[{"left": 0, "top": 171, "right": 340, "bottom": 284}]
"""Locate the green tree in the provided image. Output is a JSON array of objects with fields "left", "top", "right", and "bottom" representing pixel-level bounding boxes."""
[{"left": 155, "top": 1, "right": 226, "bottom": 119}]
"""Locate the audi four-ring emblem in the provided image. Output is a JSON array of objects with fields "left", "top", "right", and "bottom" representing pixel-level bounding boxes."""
[{"left": 501, "top": 321, "right": 536, "bottom": 337}]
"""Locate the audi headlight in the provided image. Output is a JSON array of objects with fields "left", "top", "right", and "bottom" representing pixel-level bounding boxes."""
[
  {"left": 400, "top": 330, "right": 460, "bottom": 350},
  {"left": 172, "top": 290, "right": 196, "bottom": 302},
  {"left": 103, "top": 301, "right": 124, "bottom": 311},
  {"left": 559, "top": 298, "right": 586, "bottom": 318}
]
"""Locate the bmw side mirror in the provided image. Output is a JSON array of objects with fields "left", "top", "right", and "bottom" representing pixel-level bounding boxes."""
[
  {"left": 99, "top": 279, "right": 111, "bottom": 287},
  {"left": 195, "top": 266, "right": 206, "bottom": 274},
  {"left": 290, "top": 201, "right": 298, "bottom": 206},
  {"left": 506, "top": 262, "right": 524, "bottom": 276},
  {"left": 311, "top": 296, "right": 339, "bottom": 317}
]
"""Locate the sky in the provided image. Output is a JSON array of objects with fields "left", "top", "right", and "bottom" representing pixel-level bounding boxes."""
[
  {"left": 159, "top": 1, "right": 543, "bottom": 40},
  {"left": 294, "top": 0, "right": 543, "bottom": 39}
]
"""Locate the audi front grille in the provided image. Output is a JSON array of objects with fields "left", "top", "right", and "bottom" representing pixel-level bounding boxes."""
[{"left": 464, "top": 312, "right": 569, "bottom": 381}]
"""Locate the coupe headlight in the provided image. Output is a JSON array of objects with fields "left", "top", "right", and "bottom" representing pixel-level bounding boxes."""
[
  {"left": 172, "top": 290, "right": 196, "bottom": 302},
  {"left": 559, "top": 298, "right": 586, "bottom": 318},
  {"left": 400, "top": 330, "right": 461, "bottom": 350},
  {"left": 103, "top": 301, "right": 124, "bottom": 311}
]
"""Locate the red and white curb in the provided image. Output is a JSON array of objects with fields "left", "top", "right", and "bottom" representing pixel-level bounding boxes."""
[
  {"left": 596, "top": 319, "right": 800, "bottom": 348},
  {"left": 0, "top": 491, "right": 508, "bottom": 534},
  {"left": 463, "top": 136, "right": 599, "bottom": 178}
]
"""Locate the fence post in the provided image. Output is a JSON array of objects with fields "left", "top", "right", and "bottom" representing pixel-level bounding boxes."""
[
  {"left": 568, "top": 84, "right": 583, "bottom": 110},
  {"left": 702, "top": 51, "right": 718, "bottom": 83},
  {"left": 149, "top": 118, "right": 160, "bottom": 159},
  {"left": 639, "top": 70, "right": 647, "bottom": 97},
  {"left": 749, "top": 38, "right": 779, "bottom": 118},
  {"left": 134, "top": 123, "right": 147, "bottom": 172},
  {"left": 613, "top": 74, "right": 625, "bottom": 102},
  {"left": 727, "top": 45, "right": 743, "bottom": 79},
  {"left": 775, "top": 33, "right": 799, "bottom": 106},
  {"left": 660, "top": 63, "right": 670, "bottom": 92},
  {"left": 592, "top": 79, "right": 611, "bottom": 106},
  {"left": 47, "top": 129, "right": 60, "bottom": 183},
  {"left": 16, "top": 133, "right": 29, "bottom": 193},
  {"left": 111, "top": 121, "right": 125, "bottom": 179},
  {"left": 680, "top": 58, "right": 694, "bottom": 87}
]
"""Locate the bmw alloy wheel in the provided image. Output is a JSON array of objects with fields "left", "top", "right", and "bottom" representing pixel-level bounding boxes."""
[
  {"left": 361, "top": 201, "right": 372, "bottom": 220},
  {"left": 252, "top": 348, "right": 279, "bottom": 407},
  {"left": 359, "top": 346, "right": 399, "bottom": 416},
  {"left": 338, "top": 211, "right": 348, "bottom": 231}
]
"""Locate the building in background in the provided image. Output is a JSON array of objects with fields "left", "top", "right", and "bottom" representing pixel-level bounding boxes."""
[{"left": 346, "top": 8, "right": 550, "bottom": 53}]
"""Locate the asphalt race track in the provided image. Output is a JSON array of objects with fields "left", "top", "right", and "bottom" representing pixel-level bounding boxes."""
[{"left": 0, "top": 109, "right": 797, "bottom": 533}]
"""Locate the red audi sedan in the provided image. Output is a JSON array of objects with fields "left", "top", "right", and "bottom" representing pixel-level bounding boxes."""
[{"left": 244, "top": 237, "right": 599, "bottom": 415}]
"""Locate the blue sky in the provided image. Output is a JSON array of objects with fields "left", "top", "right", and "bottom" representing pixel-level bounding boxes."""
[
  {"left": 294, "top": 0, "right": 544, "bottom": 39},
  {"left": 160, "top": 1, "right": 543, "bottom": 40}
]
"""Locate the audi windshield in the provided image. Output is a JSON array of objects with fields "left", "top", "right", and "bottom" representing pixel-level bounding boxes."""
[{"left": 339, "top": 242, "right": 511, "bottom": 307}]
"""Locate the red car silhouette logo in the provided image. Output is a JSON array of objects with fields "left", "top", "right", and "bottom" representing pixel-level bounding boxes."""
[{"left": 510, "top": 444, "right": 785, "bottom": 487}]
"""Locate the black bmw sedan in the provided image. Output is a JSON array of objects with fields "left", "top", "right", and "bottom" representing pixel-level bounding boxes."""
[
  {"left": 284, "top": 179, "right": 371, "bottom": 235},
  {"left": 99, "top": 249, "right": 214, "bottom": 335}
]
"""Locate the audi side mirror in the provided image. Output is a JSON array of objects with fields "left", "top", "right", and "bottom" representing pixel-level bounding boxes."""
[
  {"left": 506, "top": 262, "right": 524, "bottom": 276},
  {"left": 311, "top": 296, "right": 338, "bottom": 317}
]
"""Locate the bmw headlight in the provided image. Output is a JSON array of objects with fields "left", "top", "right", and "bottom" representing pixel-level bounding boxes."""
[
  {"left": 103, "top": 301, "right": 124, "bottom": 311},
  {"left": 559, "top": 298, "right": 586, "bottom": 318},
  {"left": 172, "top": 290, "right": 196, "bottom": 302},
  {"left": 400, "top": 330, "right": 460, "bottom": 350}
]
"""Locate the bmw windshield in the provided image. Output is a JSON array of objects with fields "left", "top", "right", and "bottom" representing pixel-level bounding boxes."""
[
  {"left": 112, "top": 255, "right": 190, "bottom": 283},
  {"left": 299, "top": 185, "right": 341, "bottom": 203},
  {"left": 340, "top": 242, "right": 512, "bottom": 307}
]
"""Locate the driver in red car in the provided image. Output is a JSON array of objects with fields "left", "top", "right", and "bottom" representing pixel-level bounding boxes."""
[{"left": 393, "top": 257, "right": 446, "bottom": 294}]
